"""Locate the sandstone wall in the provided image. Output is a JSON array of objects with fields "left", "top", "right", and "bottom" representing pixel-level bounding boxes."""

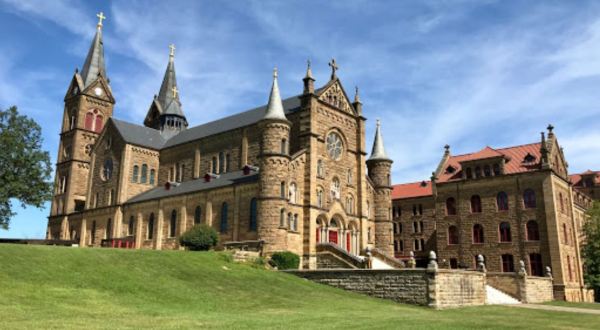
[
  {"left": 523, "top": 276, "right": 554, "bottom": 303},
  {"left": 486, "top": 272, "right": 520, "bottom": 298}
]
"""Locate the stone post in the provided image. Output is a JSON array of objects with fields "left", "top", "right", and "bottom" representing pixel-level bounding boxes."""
[
  {"left": 477, "top": 254, "right": 486, "bottom": 273},
  {"left": 427, "top": 251, "right": 439, "bottom": 308},
  {"left": 427, "top": 251, "right": 438, "bottom": 271},
  {"left": 365, "top": 246, "right": 373, "bottom": 269},
  {"left": 79, "top": 218, "right": 87, "bottom": 247},
  {"left": 408, "top": 251, "right": 416, "bottom": 269},
  {"left": 517, "top": 259, "right": 528, "bottom": 303},
  {"left": 545, "top": 266, "right": 553, "bottom": 280}
]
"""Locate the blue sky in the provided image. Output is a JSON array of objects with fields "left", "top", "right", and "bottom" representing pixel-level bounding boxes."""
[{"left": 1, "top": 0, "right": 600, "bottom": 238}]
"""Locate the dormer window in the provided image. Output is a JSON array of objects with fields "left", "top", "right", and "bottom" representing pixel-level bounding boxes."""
[
  {"left": 446, "top": 165, "right": 456, "bottom": 174},
  {"left": 523, "top": 153, "right": 536, "bottom": 163}
]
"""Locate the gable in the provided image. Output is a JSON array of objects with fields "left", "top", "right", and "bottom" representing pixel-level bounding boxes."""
[
  {"left": 63, "top": 73, "right": 84, "bottom": 101},
  {"left": 317, "top": 80, "right": 355, "bottom": 115},
  {"left": 548, "top": 138, "right": 568, "bottom": 178},
  {"left": 81, "top": 77, "right": 114, "bottom": 103}
]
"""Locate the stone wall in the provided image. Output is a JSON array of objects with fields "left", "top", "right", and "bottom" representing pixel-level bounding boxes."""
[
  {"left": 287, "top": 268, "right": 486, "bottom": 309},
  {"left": 522, "top": 276, "right": 554, "bottom": 303},
  {"left": 486, "top": 272, "right": 520, "bottom": 298}
]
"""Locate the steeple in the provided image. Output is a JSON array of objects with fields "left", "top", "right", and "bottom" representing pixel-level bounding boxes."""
[
  {"left": 263, "top": 67, "right": 287, "bottom": 121},
  {"left": 368, "top": 119, "right": 391, "bottom": 161},
  {"left": 143, "top": 44, "right": 188, "bottom": 137},
  {"left": 80, "top": 12, "right": 107, "bottom": 88}
]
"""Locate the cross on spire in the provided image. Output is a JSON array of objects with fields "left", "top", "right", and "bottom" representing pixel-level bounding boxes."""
[
  {"left": 171, "top": 86, "right": 178, "bottom": 98},
  {"left": 96, "top": 12, "right": 106, "bottom": 28},
  {"left": 273, "top": 67, "right": 278, "bottom": 79},
  {"left": 328, "top": 58, "right": 338, "bottom": 79},
  {"left": 169, "top": 44, "right": 176, "bottom": 57}
]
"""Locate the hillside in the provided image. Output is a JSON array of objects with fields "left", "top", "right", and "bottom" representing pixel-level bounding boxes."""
[{"left": 0, "top": 244, "right": 598, "bottom": 329}]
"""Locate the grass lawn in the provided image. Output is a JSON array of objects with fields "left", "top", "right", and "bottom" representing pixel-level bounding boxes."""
[
  {"left": 544, "top": 301, "right": 600, "bottom": 310},
  {"left": 1, "top": 244, "right": 599, "bottom": 329}
]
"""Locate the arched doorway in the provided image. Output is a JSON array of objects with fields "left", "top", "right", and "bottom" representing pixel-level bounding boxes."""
[{"left": 328, "top": 219, "right": 339, "bottom": 244}]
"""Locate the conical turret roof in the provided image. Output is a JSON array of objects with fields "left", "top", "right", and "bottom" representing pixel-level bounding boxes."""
[
  {"left": 81, "top": 22, "right": 107, "bottom": 87},
  {"left": 157, "top": 45, "right": 185, "bottom": 118},
  {"left": 263, "top": 68, "right": 287, "bottom": 121},
  {"left": 369, "top": 119, "right": 391, "bottom": 161}
]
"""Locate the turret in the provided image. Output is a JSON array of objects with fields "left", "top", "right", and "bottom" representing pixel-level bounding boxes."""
[
  {"left": 143, "top": 44, "right": 188, "bottom": 139},
  {"left": 353, "top": 86, "right": 362, "bottom": 115},
  {"left": 257, "top": 68, "right": 292, "bottom": 255},
  {"left": 366, "top": 120, "right": 394, "bottom": 255},
  {"left": 303, "top": 60, "right": 315, "bottom": 94}
]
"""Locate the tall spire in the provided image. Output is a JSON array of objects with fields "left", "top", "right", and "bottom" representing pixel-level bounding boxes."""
[
  {"left": 369, "top": 119, "right": 391, "bottom": 161},
  {"left": 156, "top": 44, "right": 185, "bottom": 118},
  {"left": 81, "top": 12, "right": 107, "bottom": 88},
  {"left": 263, "top": 67, "right": 287, "bottom": 120}
]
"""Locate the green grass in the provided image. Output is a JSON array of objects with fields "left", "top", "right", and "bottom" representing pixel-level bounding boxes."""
[
  {"left": 544, "top": 301, "right": 600, "bottom": 310},
  {"left": 1, "top": 244, "right": 599, "bottom": 329}
]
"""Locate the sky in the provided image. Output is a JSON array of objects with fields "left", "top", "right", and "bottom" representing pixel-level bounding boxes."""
[{"left": 1, "top": 0, "right": 600, "bottom": 238}]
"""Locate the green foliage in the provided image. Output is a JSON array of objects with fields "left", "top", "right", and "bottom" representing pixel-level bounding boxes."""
[
  {"left": 269, "top": 251, "right": 300, "bottom": 270},
  {"left": 218, "top": 251, "right": 234, "bottom": 263},
  {"left": 582, "top": 201, "right": 600, "bottom": 299},
  {"left": 251, "top": 256, "right": 267, "bottom": 269},
  {"left": 179, "top": 224, "right": 219, "bottom": 251},
  {"left": 0, "top": 106, "right": 52, "bottom": 229}
]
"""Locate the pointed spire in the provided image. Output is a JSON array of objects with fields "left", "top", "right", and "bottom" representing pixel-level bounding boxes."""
[
  {"left": 263, "top": 67, "right": 287, "bottom": 120},
  {"left": 305, "top": 59, "right": 313, "bottom": 79},
  {"left": 81, "top": 12, "right": 107, "bottom": 88},
  {"left": 156, "top": 44, "right": 185, "bottom": 118},
  {"left": 368, "top": 119, "right": 391, "bottom": 161},
  {"left": 354, "top": 86, "right": 361, "bottom": 104},
  {"left": 303, "top": 60, "right": 315, "bottom": 95}
]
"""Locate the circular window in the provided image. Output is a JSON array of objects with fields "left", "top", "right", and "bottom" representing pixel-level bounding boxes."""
[
  {"left": 102, "top": 158, "right": 113, "bottom": 181},
  {"left": 326, "top": 132, "right": 343, "bottom": 160}
]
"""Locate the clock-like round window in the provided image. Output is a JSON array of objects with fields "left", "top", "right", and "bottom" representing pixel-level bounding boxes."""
[{"left": 326, "top": 132, "right": 343, "bottom": 160}]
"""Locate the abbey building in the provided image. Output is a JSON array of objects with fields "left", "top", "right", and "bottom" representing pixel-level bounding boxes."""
[{"left": 47, "top": 16, "right": 394, "bottom": 269}]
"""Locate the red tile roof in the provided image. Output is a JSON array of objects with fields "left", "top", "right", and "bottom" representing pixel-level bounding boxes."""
[
  {"left": 437, "top": 143, "right": 542, "bottom": 183},
  {"left": 570, "top": 170, "right": 600, "bottom": 186},
  {"left": 392, "top": 180, "right": 432, "bottom": 200}
]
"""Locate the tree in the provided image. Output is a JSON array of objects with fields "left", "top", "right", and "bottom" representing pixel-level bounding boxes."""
[
  {"left": 0, "top": 106, "right": 52, "bottom": 229},
  {"left": 582, "top": 201, "right": 600, "bottom": 301},
  {"left": 179, "top": 224, "right": 219, "bottom": 251}
]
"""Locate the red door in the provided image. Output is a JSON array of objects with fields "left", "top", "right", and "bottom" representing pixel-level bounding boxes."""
[
  {"left": 328, "top": 231, "right": 338, "bottom": 245},
  {"left": 346, "top": 232, "right": 351, "bottom": 251}
]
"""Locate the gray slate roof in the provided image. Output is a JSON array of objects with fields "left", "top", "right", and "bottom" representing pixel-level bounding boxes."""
[
  {"left": 112, "top": 118, "right": 166, "bottom": 149},
  {"left": 81, "top": 27, "right": 106, "bottom": 88},
  {"left": 127, "top": 170, "right": 259, "bottom": 204}
]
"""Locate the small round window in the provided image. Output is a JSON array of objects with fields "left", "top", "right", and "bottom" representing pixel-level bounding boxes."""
[
  {"left": 326, "top": 132, "right": 343, "bottom": 160},
  {"left": 102, "top": 158, "right": 113, "bottom": 181}
]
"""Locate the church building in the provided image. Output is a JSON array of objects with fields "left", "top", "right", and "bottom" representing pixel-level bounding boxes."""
[{"left": 46, "top": 14, "right": 394, "bottom": 269}]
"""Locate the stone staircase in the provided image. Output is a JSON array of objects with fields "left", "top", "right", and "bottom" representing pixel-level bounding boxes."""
[{"left": 486, "top": 285, "right": 521, "bottom": 305}]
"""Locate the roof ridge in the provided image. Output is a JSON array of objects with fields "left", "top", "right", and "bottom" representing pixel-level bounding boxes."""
[
  {"left": 392, "top": 180, "right": 431, "bottom": 187},
  {"left": 451, "top": 141, "right": 541, "bottom": 158}
]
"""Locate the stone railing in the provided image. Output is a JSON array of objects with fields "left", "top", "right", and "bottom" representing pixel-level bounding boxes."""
[
  {"left": 223, "top": 240, "right": 265, "bottom": 253},
  {"left": 370, "top": 247, "right": 405, "bottom": 269},
  {"left": 485, "top": 261, "right": 554, "bottom": 303},
  {"left": 316, "top": 243, "right": 366, "bottom": 269}
]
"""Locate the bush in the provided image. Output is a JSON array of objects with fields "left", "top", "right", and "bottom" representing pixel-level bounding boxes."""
[
  {"left": 179, "top": 224, "right": 219, "bottom": 251},
  {"left": 269, "top": 251, "right": 300, "bottom": 270}
]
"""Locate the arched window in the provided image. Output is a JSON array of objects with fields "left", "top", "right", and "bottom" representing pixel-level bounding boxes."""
[
  {"left": 280, "top": 139, "right": 287, "bottom": 154},
  {"left": 347, "top": 169, "right": 353, "bottom": 184},
  {"left": 483, "top": 165, "right": 491, "bottom": 177},
  {"left": 501, "top": 254, "right": 514, "bottom": 272},
  {"left": 219, "top": 152, "right": 225, "bottom": 174},
  {"left": 128, "top": 216, "right": 135, "bottom": 236},
  {"left": 280, "top": 208, "right": 286, "bottom": 227},
  {"left": 293, "top": 214, "right": 299, "bottom": 232},
  {"left": 106, "top": 218, "right": 112, "bottom": 239},
  {"left": 225, "top": 154, "right": 231, "bottom": 173},
  {"left": 131, "top": 165, "right": 139, "bottom": 183},
  {"left": 493, "top": 163, "right": 501, "bottom": 176},
  {"left": 526, "top": 220, "right": 540, "bottom": 241},
  {"left": 95, "top": 115, "right": 103, "bottom": 133},
  {"left": 194, "top": 206, "right": 202, "bottom": 225},
  {"left": 559, "top": 192, "right": 565, "bottom": 212},
  {"left": 466, "top": 167, "right": 473, "bottom": 179},
  {"left": 147, "top": 213, "right": 155, "bottom": 240},
  {"left": 523, "top": 189, "right": 536, "bottom": 208},
  {"left": 140, "top": 164, "right": 148, "bottom": 184},
  {"left": 102, "top": 159, "right": 113, "bottom": 181},
  {"left": 446, "top": 197, "right": 457, "bottom": 215},
  {"left": 220, "top": 203, "right": 228, "bottom": 233},
  {"left": 448, "top": 225, "right": 459, "bottom": 245},
  {"left": 499, "top": 222, "right": 511, "bottom": 242},
  {"left": 149, "top": 169, "right": 156, "bottom": 185},
  {"left": 470, "top": 195, "right": 482, "bottom": 213},
  {"left": 473, "top": 224, "right": 484, "bottom": 243},
  {"left": 563, "top": 223, "right": 568, "bottom": 245},
  {"left": 497, "top": 192, "right": 509, "bottom": 211},
  {"left": 84, "top": 112, "right": 94, "bottom": 130},
  {"left": 288, "top": 213, "right": 293, "bottom": 230},
  {"left": 169, "top": 210, "right": 177, "bottom": 238},
  {"left": 331, "top": 177, "right": 341, "bottom": 200},
  {"left": 211, "top": 157, "right": 217, "bottom": 174},
  {"left": 317, "top": 159, "right": 324, "bottom": 177},
  {"left": 289, "top": 183, "right": 297, "bottom": 203},
  {"left": 249, "top": 198, "right": 258, "bottom": 231},
  {"left": 317, "top": 188, "right": 323, "bottom": 208},
  {"left": 280, "top": 182, "right": 286, "bottom": 199},
  {"left": 346, "top": 196, "right": 354, "bottom": 214}
]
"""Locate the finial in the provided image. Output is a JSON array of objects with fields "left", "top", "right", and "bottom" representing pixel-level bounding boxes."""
[
  {"left": 328, "top": 58, "right": 338, "bottom": 80},
  {"left": 273, "top": 67, "right": 278, "bottom": 79},
  {"left": 169, "top": 44, "right": 176, "bottom": 58},
  {"left": 444, "top": 144, "right": 450, "bottom": 152},
  {"left": 354, "top": 86, "right": 361, "bottom": 103},
  {"left": 547, "top": 124, "right": 554, "bottom": 134},
  {"left": 96, "top": 12, "right": 106, "bottom": 28},
  {"left": 305, "top": 59, "right": 313, "bottom": 79},
  {"left": 376, "top": 118, "right": 380, "bottom": 127},
  {"left": 171, "top": 86, "right": 179, "bottom": 98}
]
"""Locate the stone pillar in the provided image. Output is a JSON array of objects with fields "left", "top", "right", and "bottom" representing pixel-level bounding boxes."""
[
  {"left": 179, "top": 205, "right": 187, "bottom": 235},
  {"left": 427, "top": 251, "right": 439, "bottom": 309},
  {"left": 135, "top": 212, "right": 143, "bottom": 249},
  {"left": 60, "top": 216, "right": 68, "bottom": 240},
  {"left": 155, "top": 208, "right": 164, "bottom": 250},
  {"left": 193, "top": 147, "right": 201, "bottom": 179},
  {"left": 79, "top": 218, "right": 87, "bottom": 247}
]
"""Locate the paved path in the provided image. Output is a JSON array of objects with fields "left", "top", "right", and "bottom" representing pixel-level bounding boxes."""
[{"left": 507, "top": 304, "right": 600, "bottom": 315}]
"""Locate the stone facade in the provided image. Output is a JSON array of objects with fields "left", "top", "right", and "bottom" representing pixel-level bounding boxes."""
[{"left": 47, "top": 21, "right": 390, "bottom": 270}]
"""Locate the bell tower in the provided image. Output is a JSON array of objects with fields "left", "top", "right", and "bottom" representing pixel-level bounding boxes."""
[{"left": 48, "top": 12, "right": 115, "bottom": 237}]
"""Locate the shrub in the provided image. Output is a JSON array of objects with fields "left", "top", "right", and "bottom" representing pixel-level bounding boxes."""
[
  {"left": 179, "top": 224, "right": 219, "bottom": 251},
  {"left": 269, "top": 251, "right": 300, "bottom": 270}
]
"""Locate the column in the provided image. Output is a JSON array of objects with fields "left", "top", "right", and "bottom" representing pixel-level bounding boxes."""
[
  {"left": 79, "top": 218, "right": 87, "bottom": 247},
  {"left": 135, "top": 212, "right": 143, "bottom": 249},
  {"left": 155, "top": 208, "right": 164, "bottom": 250},
  {"left": 179, "top": 205, "right": 187, "bottom": 236}
]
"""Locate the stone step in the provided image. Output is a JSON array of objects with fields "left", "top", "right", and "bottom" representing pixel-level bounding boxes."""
[{"left": 486, "top": 285, "right": 521, "bottom": 305}]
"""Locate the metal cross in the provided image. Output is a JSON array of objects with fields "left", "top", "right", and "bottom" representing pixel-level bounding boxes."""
[
  {"left": 171, "top": 86, "right": 179, "bottom": 98},
  {"left": 96, "top": 12, "right": 106, "bottom": 27},
  {"left": 328, "top": 58, "right": 338, "bottom": 79},
  {"left": 169, "top": 44, "right": 176, "bottom": 57}
]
